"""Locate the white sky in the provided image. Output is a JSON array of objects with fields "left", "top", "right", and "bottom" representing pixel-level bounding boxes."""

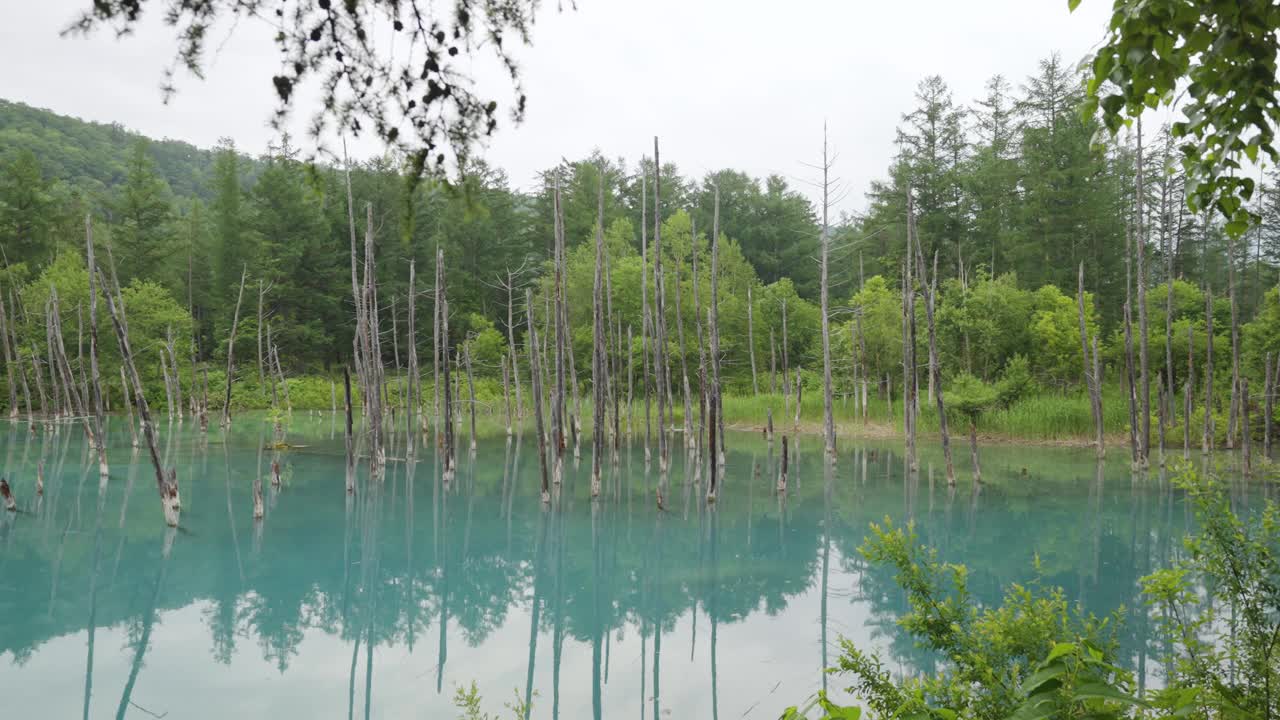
[{"left": 0, "top": 1, "right": 1114, "bottom": 215}]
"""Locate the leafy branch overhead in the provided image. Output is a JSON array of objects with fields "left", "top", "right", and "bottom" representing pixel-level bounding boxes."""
[
  {"left": 62, "top": 0, "right": 547, "bottom": 176},
  {"left": 1074, "top": 0, "right": 1280, "bottom": 235}
]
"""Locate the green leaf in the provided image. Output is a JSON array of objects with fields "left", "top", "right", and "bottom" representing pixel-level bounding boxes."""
[
  {"left": 1020, "top": 665, "right": 1066, "bottom": 695},
  {"left": 1009, "top": 696, "right": 1058, "bottom": 720},
  {"left": 1067, "top": 0, "right": 1082, "bottom": 11},
  {"left": 1072, "top": 682, "right": 1146, "bottom": 706},
  {"left": 1045, "top": 642, "right": 1077, "bottom": 663}
]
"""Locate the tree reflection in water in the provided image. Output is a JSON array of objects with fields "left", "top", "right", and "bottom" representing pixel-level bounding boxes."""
[{"left": 0, "top": 416, "right": 1207, "bottom": 718}]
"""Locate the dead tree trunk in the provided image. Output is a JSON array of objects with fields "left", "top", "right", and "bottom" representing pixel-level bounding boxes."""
[
  {"left": 640, "top": 171, "right": 652, "bottom": 463},
  {"left": 591, "top": 173, "right": 607, "bottom": 496},
  {"left": 782, "top": 299, "right": 791, "bottom": 415},
  {"left": 1203, "top": 285, "right": 1215, "bottom": 452},
  {"left": 257, "top": 279, "right": 266, "bottom": 386},
  {"left": 912, "top": 200, "right": 953, "bottom": 484},
  {"left": 551, "top": 178, "right": 567, "bottom": 471},
  {"left": 770, "top": 328, "right": 778, "bottom": 395},
  {"left": 165, "top": 326, "right": 182, "bottom": 425},
  {"left": 707, "top": 378, "right": 718, "bottom": 503},
  {"left": 344, "top": 138, "right": 367, "bottom": 401},
  {"left": 1242, "top": 376, "right": 1252, "bottom": 476},
  {"left": 97, "top": 262, "right": 177, "bottom": 526},
  {"left": 360, "top": 203, "right": 386, "bottom": 478},
  {"left": 1185, "top": 324, "right": 1194, "bottom": 459},
  {"left": 344, "top": 365, "right": 355, "bottom": 494},
  {"left": 902, "top": 219, "right": 917, "bottom": 472},
  {"left": 817, "top": 125, "right": 837, "bottom": 461},
  {"left": 437, "top": 248, "right": 455, "bottom": 478},
  {"left": 272, "top": 340, "right": 290, "bottom": 414},
  {"left": 605, "top": 250, "right": 620, "bottom": 459},
  {"left": 1077, "top": 264, "right": 1104, "bottom": 458},
  {"left": 672, "top": 239, "right": 694, "bottom": 451},
  {"left": 526, "top": 288, "right": 550, "bottom": 503},
  {"left": 1123, "top": 299, "right": 1140, "bottom": 468},
  {"left": 968, "top": 420, "right": 982, "bottom": 483},
  {"left": 692, "top": 221, "right": 708, "bottom": 451},
  {"left": 652, "top": 139, "right": 671, "bottom": 477},
  {"left": 47, "top": 290, "right": 94, "bottom": 448},
  {"left": 29, "top": 343, "right": 47, "bottom": 418},
  {"left": 84, "top": 215, "right": 108, "bottom": 476},
  {"left": 627, "top": 323, "right": 635, "bottom": 439},
  {"left": 747, "top": 286, "right": 759, "bottom": 397},
  {"left": 160, "top": 348, "right": 174, "bottom": 421},
  {"left": 1227, "top": 233, "right": 1242, "bottom": 450},
  {"left": 222, "top": 267, "right": 248, "bottom": 428},
  {"left": 777, "top": 435, "right": 788, "bottom": 493},
  {"left": 464, "top": 342, "right": 477, "bottom": 453},
  {"left": 1266, "top": 352, "right": 1274, "bottom": 457},
  {"left": 1157, "top": 370, "right": 1167, "bottom": 465},
  {"left": 0, "top": 284, "right": 16, "bottom": 418},
  {"left": 121, "top": 366, "right": 139, "bottom": 448},
  {"left": 709, "top": 184, "right": 725, "bottom": 465},
  {"left": 407, "top": 259, "right": 420, "bottom": 450},
  {"left": 506, "top": 269, "right": 524, "bottom": 422},
  {"left": 503, "top": 355, "right": 513, "bottom": 436},
  {"left": 1135, "top": 118, "right": 1151, "bottom": 466}
]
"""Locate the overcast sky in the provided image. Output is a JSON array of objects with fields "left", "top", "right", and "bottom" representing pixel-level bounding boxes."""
[{"left": 1, "top": 1, "right": 1114, "bottom": 216}]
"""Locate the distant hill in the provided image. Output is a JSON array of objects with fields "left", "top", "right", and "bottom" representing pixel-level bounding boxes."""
[{"left": 0, "top": 98, "right": 256, "bottom": 201}]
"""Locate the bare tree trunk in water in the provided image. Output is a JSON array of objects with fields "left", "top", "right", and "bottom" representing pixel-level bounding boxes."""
[
  {"left": 817, "top": 124, "right": 837, "bottom": 462},
  {"left": 1242, "top": 377, "right": 1252, "bottom": 476},
  {"left": 673, "top": 240, "right": 694, "bottom": 451},
  {"left": 1227, "top": 233, "right": 1242, "bottom": 450},
  {"left": 782, "top": 299, "right": 791, "bottom": 416},
  {"left": 707, "top": 377, "right": 718, "bottom": 503},
  {"left": 1265, "top": 352, "right": 1273, "bottom": 458},
  {"left": 1185, "top": 324, "right": 1194, "bottom": 459},
  {"left": 747, "top": 285, "right": 759, "bottom": 397},
  {"left": 360, "top": 203, "right": 386, "bottom": 479},
  {"left": 222, "top": 267, "right": 248, "bottom": 428},
  {"left": 0, "top": 283, "right": 16, "bottom": 418},
  {"left": 968, "top": 421, "right": 981, "bottom": 482},
  {"left": 166, "top": 326, "right": 183, "bottom": 425},
  {"left": 506, "top": 270, "right": 524, "bottom": 423},
  {"left": 777, "top": 435, "right": 788, "bottom": 493},
  {"left": 1135, "top": 118, "right": 1151, "bottom": 466},
  {"left": 1077, "top": 264, "right": 1104, "bottom": 459},
  {"left": 902, "top": 227, "right": 917, "bottom": 472},
  {"left": 640, "top": 171, "right": 652, "bottom": 465},
  {"left": 591, "top": 172, "right": 607, "bottom": 495},
  {"left": 652, "top": 138, "right": 671, "bottom": 481},
  {"left": 551, "top": 178, "right": 567, "bottom": 474},
  {"left": 98, "top": 260, "right": 178, "bottom": 526},
  {"left": 257, "top": 279, "right": 266, "bottom": 386},
  {"left": 344, "top": 365, "right": 355, "bottom": 494},
  {"left": 710, "top": 184, "right": 726, "bottom": 466},
  {"left": 1123, "top": 299, "right": 1140, "bottom": 468},
  {"left": 84, "top": 215, "right": 109, "bottom": 477},
  {"left": 770, "top": 328, "right": 778, "bottom": 396},
  {"left": 407, "top": 259, "right": 420, "bottom": 452},
  {"left": 1203, "top": 285, "right": 1215, "bottom": 453},
  {"left": 121, "top": 367, "right": 139, "bottom": 448},
  {"left": 464, "top": 342, "right": 477, "bottom": 453},
  {"left": 527, "top": 288, "right": 550, "bottom": 503},
  {"left": 914, "top": 240, "right": 954, "bottom": 484}
]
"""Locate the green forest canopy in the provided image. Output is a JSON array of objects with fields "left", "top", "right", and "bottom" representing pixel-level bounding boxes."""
[{"left": 3, "top": 48, "right": 1280, "bottom": 409}]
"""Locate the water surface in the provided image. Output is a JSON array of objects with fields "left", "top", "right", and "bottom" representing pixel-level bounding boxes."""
[{"left": 0, "top": 416, "right": 1221, "bottom": 718}]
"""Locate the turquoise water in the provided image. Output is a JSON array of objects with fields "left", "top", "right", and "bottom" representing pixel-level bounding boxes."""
[{"left": 0, "top": 415, "right": 1219, "bottom": 718}]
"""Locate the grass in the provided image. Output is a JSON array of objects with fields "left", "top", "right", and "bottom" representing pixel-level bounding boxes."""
[{"left": 109, "top": 369, "right": 1256, "bottom": 449}]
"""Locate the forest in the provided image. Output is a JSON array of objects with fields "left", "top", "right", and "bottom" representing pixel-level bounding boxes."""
[{"left": 4, "top": 52, "right": 1280, "bottom": 456}]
